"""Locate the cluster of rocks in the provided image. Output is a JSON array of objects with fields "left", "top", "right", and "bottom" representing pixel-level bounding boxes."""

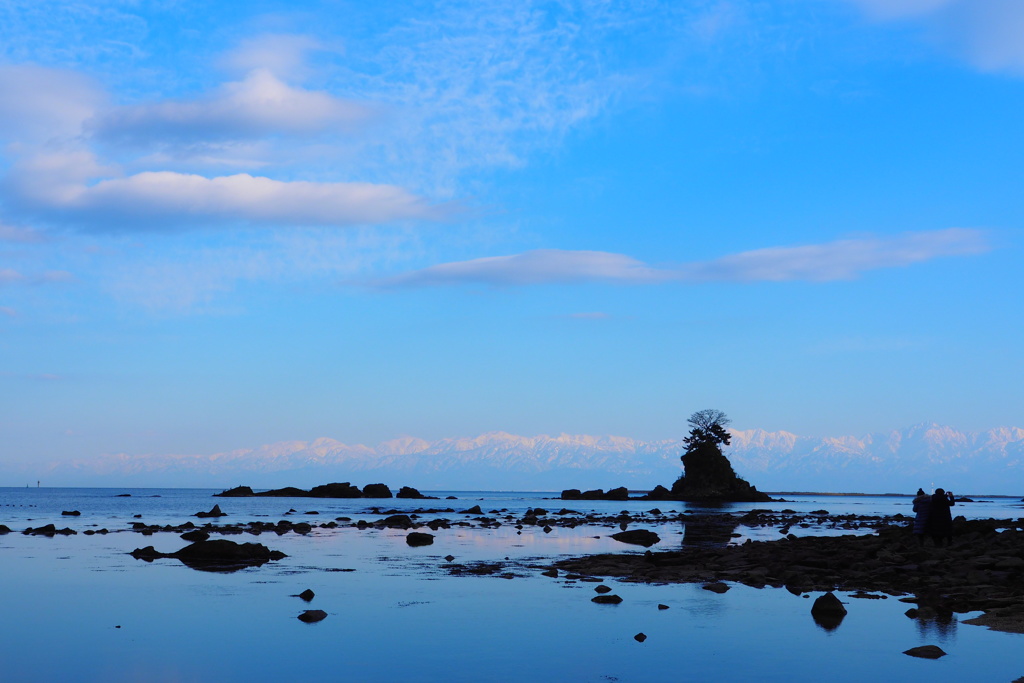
[
  {"left": 214, "top": 483, "right": 435, "bottom": 499},
  {"left": 555, "top": 516, "right": 1024, "bottom": 633},
  {"left": 561, "top": 488, "right": 631, "bottom": 501}
]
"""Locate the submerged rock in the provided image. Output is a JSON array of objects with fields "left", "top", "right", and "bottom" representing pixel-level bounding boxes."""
[
  {"left": 195, "top": 505, "right": 226, "bottom": 518},
  {"left": 298, "top": 610, "right": 328, "bottom": 623},
  {"left": 129, "top": 539, "right": 286, "bottom": 572},
  {"left": 610, "top": 529, "right": 661, "bottom": 547},
  {"left": 406, "top": 532, "right": 435, "bottom": 547},
  {"left": 903, "top": 645, "right": 946, "bottom": 659}
]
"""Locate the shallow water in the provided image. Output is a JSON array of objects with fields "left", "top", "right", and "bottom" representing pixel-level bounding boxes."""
[{"left": 1, "top": 488, "right": 1022, "bottom": 682}]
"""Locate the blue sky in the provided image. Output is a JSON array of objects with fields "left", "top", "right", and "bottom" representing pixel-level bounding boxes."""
[{"left": 0, "top": 0, "right": 1021, "bottom": 468}]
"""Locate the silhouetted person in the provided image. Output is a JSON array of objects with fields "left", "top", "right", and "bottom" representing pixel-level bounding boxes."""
[
  {"left": 912, "top": 488, "right": 930, "bottom": 546},
  {"left": 925, "top": 488, "right": 955, "bottom": 547}
]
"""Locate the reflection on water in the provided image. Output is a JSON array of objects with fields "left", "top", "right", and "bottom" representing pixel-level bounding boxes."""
[
  {"left": 682, "top": 514, "right": 740, "bottom": 548},
  {"left": 1, "top": 488, "right": 1023, "bottom": 683}
]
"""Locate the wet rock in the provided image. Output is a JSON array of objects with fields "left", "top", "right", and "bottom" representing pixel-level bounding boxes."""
[
  {"left": 381, "top": 515, "right": 413, "bottom": 529},
  {"left": 463, "top": 505, "right": 483, "bottom": 515},
  {"left": 298, "top": 589, "right": 315, "bottom": 602},
  {"left": 0, "top": 525, "right": 10, "bottom": 534},
  {"left": 595, "top": 585, "right": 612, "bottom": 594},
  {"left": 292, "top": 523, "right": 312, "bottom": 534},
  {"left": 658, "top": 604, "right": 670, "bottom": 610},
  {"left": 397, "top": 486, "right": 436, "bottom": 499},
  {"left": 634, "top": 633, "right": 647, "bottom": 642},
  {"left": 298, "top": 610, "right": 327, "bottom": 623},
  {"left": 61, "top": 510, "right": 81, "bottom": 516},
  {"left": 811, "top": 592, "right": 847, "bottom": 617},
  {"left": 195, "top": 505, "right": 226, "bottom": 518},
  {"left": 611, "top": 529, "right": 661, "bottom": 547},
  {"left": 406, "top": 532, "right": 434, "bottom": 547},
  {"left": 671, "top": 442, "right": 773, "bottom": 502},
  {"left": 903, "top": 645, "right": 946, "bottom": 659},
  {"left": 131, "top": 539, "right": 286, "bottom": 572},
  {"left": 702, "top": 582, "right": 730, "bottom": 594},
  {"left": 541, "top": 568, "right": 558, "bottom": 578},
  {"left": 180, "top": 530, "right": 210, "bottom": 542},
  {"left": 592, "top": 594, "right": 623, "bottom": 604},
  {"left": 444, "top": 555, "right": 456, "bottom": 562}
]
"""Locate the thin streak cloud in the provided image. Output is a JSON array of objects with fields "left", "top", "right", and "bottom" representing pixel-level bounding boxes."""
[{"left": 375, "top": 229, "right": 989, "bottom": 288}]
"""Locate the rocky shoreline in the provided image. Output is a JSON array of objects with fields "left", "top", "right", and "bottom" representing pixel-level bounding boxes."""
[{"left": 555, "top": 515, "right": 1024, "bottom": 634}]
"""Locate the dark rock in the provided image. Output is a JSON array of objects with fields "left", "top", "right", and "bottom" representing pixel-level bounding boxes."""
[
  {"left": 643, "top": 485, "right": 672, "bottom": 500},
  {"left": 634, "top": 633, "right": 647, "bottom": 642},
  {"left": 0, "top": 525, "right": 11, "bottom": 534},
  {"left": 658, "top": 604, "right": 670, "bottom": 610},
  {"left": 903, "top": 645, "right": 946, "bottom": 659},
  {"left": 256, "top": 487, "right": 309, "bottom": 497},
  {"left": 463, "top": 505, "right": 483, "bottom": 515},
  {"left": 195, "top": 505, "right": 227, "bottom": 518},
  {"left": 702, "top": 582, "right": 730, "bottom": 594},
  {"left": 292, "top": 523, "right": 312, "bottom": 534},
  {"left": 541, "top": 568, "right": 558, "bottom": 578},
  {"left": 381, "top": 515, "right": 413, "bottom": 529},
  {"left": 308, "top": 482, "right": 362, "bottom": 498},
  {"left": 61, "top": 510, "right": 81, "bottom": 516},
  {"left": 297, "top": 610, "right": 327, "bottom": 623},
  {"left": 298, "top": 589, "right": 315, "bottom": 602},
  {"left": 115, "top": 493, "right": 132, "bottom": 497},
  {"left": 180, "top": 530, "right": 210, "bottom": 542},
  {"left": 592, "top": 594, "right": 623, "bottom": 604},
  {"left": 811, "top": 592, "right": 847, "bottom": 616},
  {"left": 131, "top": 539, "right": 286, "bottom": 572},
  {"left": 406, "top": 532, "right": 434, "bottom": 547},
  {"left": 362, "top": 483, "right": 393, "bottom": 498},
  {"left": 670, "top": 442, "right": 772, "bottom": 502},
  {"left": 214, "top": 486, "right": 255, "bottom": 497},
  {"left": 595, "top": 585, "right": 612, "bottom": 594},
  {"left": 444, "top": 555, "right": 456, "bottom": 562},
  {"left": 396, "top": 486, "right": 436, "bottom": 499},
  {"left": 560, "top": 489, "right": 583, "bottom": 500},
  {"left": 611, "top": 529, "right": 661, "bottom": 547},
  {"left": 605, "top": 487, "right": 630, "bottom": 501}
]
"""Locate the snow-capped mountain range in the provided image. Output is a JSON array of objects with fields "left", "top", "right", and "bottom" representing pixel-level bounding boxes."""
[{"left": 15, "top": 423, "right": 1024, "bottom": 494}]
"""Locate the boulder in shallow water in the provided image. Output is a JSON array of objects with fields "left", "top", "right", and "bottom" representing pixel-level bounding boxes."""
[
  {"left": 396, "top": 486, "right": 436, "bottom": 499},
  {"left": 180, "top": 530, "right": 210, "bottom": 542},
  {"left": 611, "top": 529, "right": 661, "bottom": 547},
  {"left": 592, "top": 594, "right": 624, "bottom": 604},
  {"left": 903, "top": 645, "right": 946, "bottom": 659},
  {"left": 811, "top": 592, "right": 847, "bottom": 616},
  {"left": 702, "top": 582, "right": 730, "bottom": 594},
  {"left": 61, "top": 510, "right": 81, "bottom": 516},
  {"left": 406, "top": 532, "right": 434, "bottom": 547},
  {"left": 195, "top": 505, "right": 226, "bottom": 518},
  {"left": 298, "top": 589, "right": 315, "bottom": 602},
  {"left": 298, "top": 610, "right": 328, "bottom": 623}
]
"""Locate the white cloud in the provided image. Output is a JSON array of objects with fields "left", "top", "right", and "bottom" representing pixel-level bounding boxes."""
[
  {"left": 7, "top": 148, "right": 448, "bottom": 230},
  {"left": 0, "top": 222, "right": 46, "bottom": 243},
  {"left": 0, "top": 65, "right": 103, "bottom": 142},
  {"left": 90, "top": 68, "right": 370, "bottom": 145},
  {"left": 0, "top": 306, "right": 16, "bottom": 317},
  {"left": 378, "top": 249, "right": 668, "bottom": 287},
  {"left": 844, "top": 0, "right": 1024, "bottom": 75},
  {"left": 0, "top": 268, "right": 72, "bottom": 286},
  {"left": 374, "top": 229, "right": 990, "bottom": 287},
  {"left": 684, "top": 228, "right": 988, "bottom": 282},
  {"left": 220, "top": 34, "right": 330, "bottom": 81}
]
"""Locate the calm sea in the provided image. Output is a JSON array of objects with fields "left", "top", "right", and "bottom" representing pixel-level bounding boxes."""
[{"left": 1, "top": 488, "right": 1021, "bottom": 682}]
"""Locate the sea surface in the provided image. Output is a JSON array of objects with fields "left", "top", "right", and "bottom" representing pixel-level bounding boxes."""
[{"left": 1, "top": 487, "right": 1022, "bottom": 682}]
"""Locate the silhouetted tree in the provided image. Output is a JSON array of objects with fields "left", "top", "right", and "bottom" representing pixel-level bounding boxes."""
[{"left": 682, "top": 409, "right": 732, "bottom": 452}]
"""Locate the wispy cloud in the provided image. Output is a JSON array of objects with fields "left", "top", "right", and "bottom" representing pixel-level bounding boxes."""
[
  {"left": 90, "top": 68, "right": 370, "bottom": 146},
  {"left": 0, "top": 222, "right": 46, "bottom": 243},
  {"left": 374, "top": 229, "right": 990, "bottom": 287},
  {"left": 844, "top": 0, "right": 1024, "bottom": 75},
  {"left": 0, "top": 268, "right": 74, "bottom": 286},
  {"left": 0, "top": 306, "right": 16, "bottom": 317}
]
